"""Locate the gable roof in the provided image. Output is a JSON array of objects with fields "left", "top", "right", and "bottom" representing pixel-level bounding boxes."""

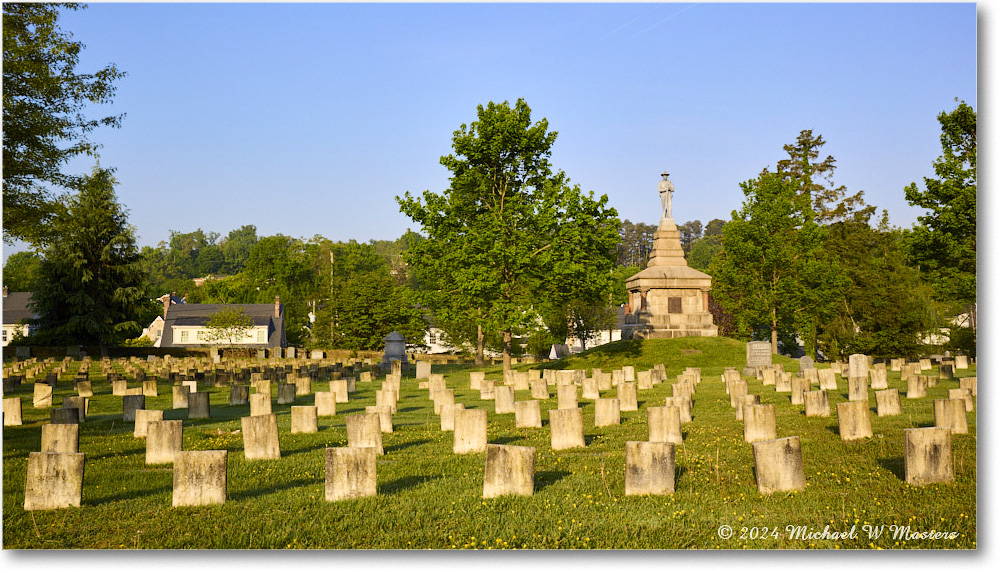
[
  {"left": 2, "top": 291, "right": 35, "bottom": 325},
  {"left": 159, "top": 303, "right": 285, "bottom": 348}
]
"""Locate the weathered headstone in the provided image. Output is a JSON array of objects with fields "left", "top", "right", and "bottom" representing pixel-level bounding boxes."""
[
  {"left": 142, "top": 379, "right": 159, "bottom": 397},
  {"left": 188, "top": 391, "right": 210, "bottom": 419},
  {"left": 617, "top": 382, "right": 638, "bottom": 412},
  {"left": 869, "top": 368, "right": 888, "bottom": 390},
  {"left": 530, "top": 379, "right": 550, "bottom": 400},
  {"left": 848, "top": 376, "right": 869, "bottom": 403},
  {"left": 41, "top": 423, "right": 79, "bottom": 453},
  {"left": 469, "top": 371, "right": 485, "bottom": 391},
  {"left": 24, "top": 452, "right": 85, "bottom": 510},
  {"left": 549, "top": 408, "right": 585, "bottom": 451},
  {"left": 440, "top": 403, "right": 465, "bottom": 431},
  {"left": 365, "top": 405, "right": 394, "bottom": 433},
  {"left": 415, "top": 360, "right": 432, "bottom": 380},
  {"left": 625, "top": 441, "right": 675, "bottom": 496},
  {"left": 848, "top": 354, "right": 869, "bottom": 380},
  {"left": 3, "top": 397, "right": 23, "bottom": 426},
  {"left": 906, "top": 376, "right": 927, "bottom": 399},
  {"left": 636, "top": 370, "right": 653, "bottom": 390},
  {"left": 479, "top": 378, "right": 496, "bottom": 400},
  {"left": 454, "top": 409, "right": 488, "bottom": 454},
  {"left": 746, "top": 341, "right": 772, "bottom": 368},
  {"left": 790, "top": 379, "right": 810, "bottom": 406},
  {"left": 331, "top": 379, "right": 349, "bottom": 403},
  {"left": 50, "top": 407, "right": 79, "bottom": 425},
  {"left": 172, "top": 450, "right": 227, "bottom": 507},
  {"left": 752, "top": 436, "right": 806, "bottom": 494},
  {"left": 315, "top": 391, "right": 336, "bottom": 417},
  {"left": 735, "top": 394, "right": 760, "bottom": 421},
  {"left": 431, "top": 389, "right": 453, "bottom": 415},
  {"left": 869, "top": 388, "right": 900, "bottom": 417},
  {"left": 557, "top": 384, "right": 578, "bottom": 410},
  {"left": 249, "top": 393, "right": 272, "bottom": 417},
  {"left": 76, "top": 381, "right": 93, "bottom": 397},
  {"left": 182, "top": 380, "right": 197, "bottom": 394},
  {"left": 146, "top": 419, "right": 183, "bottom": 464},
  {"left": 595, "top": 398, "right": 621, "bottom": 427},
  {"left": 664, "top": 396, "right": 692, "bottom": 423},
  {"left": 123, "top": 394, "right": 145, "bottom": 422},
  {"left": 229, "top": 385, "right": 250, "bottom": 406},
  {"left": 345, "top": 413, "right": 384, "bottom": 455},
  {"left": 933, "top": 399, "right": 968, "bottom": 434},
  {"left": 904, "top": 427, "right": 953, "bottom": 485},
  {"left": 494, "top": 385, "right": 516, "bottom": 414},
  {"left": 954, "top": 355, "right": 969, "bottom": 370},
  {"left": 483, "top": 444, "right": 535, "bottom": 498},
  {"left": 798, "top": 355, "right": 814, "bottom": 371},
  {"left": 291, "top": 405, "right": 319, "bottom": 434},
  {"left": 803, "top": 390, "right": 830, "bottom": 417},
  {"left": 647, "top": 406, "right": 683, "bottom": 444},
  {"left": 276, "top": 383, "right": 296, "bottom": 405},
  {"left": 514, "top": 400, "right": 542, "bottom": 429},
  {"left": 325, "top": 447, "right": 377, "bottom": 501},
  {"left": 837, "top": 401, "right": 872, "bottom": 441},
  {"left": 33, "top": 383, "right": 53, "bottom": 408},
  {"left": 241, "top": 413, "right": 281, "bottom": 460},
  {"left": 743, "top": 404, "right": 777, "bottom": 443},
  {"left": 134, "top": 409, "right": 164, "bottom": 438},
  {"left": 959, "top": 377, "right": 977, "bottom": 397},
  {"left": 172, "top": 385, "right": 190, "bottom": 409},
  {"left": 581, "top": 378, "right": 599, "bottom": 400},
  {"left": 938, "top": 364, "right": 955, "bottom": 380},
  {"left": 948, "top": 388, "right": 975, "bottom": 412}
]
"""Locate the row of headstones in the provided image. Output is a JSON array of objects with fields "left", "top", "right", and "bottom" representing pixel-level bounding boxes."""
[{"left": 727, "top": 366, "right": 976, "bottom": 492}]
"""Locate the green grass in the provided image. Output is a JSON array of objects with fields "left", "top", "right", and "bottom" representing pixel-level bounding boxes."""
[{"left": 2, "top": 338, "right": 976, "bottom": 549}]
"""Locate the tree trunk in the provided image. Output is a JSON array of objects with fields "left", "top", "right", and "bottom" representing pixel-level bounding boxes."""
[
  {"left": 475, "top": 323, "right": 485, "bottom": 366},
  {"left": 502, "top": 330, "right": 513, "bottom": 372},
  {"left": 771, "top": 307, "right": 779, "bottom": 355}
]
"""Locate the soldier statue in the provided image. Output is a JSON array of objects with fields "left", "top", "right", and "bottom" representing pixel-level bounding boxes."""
[{"left": 658, "top": 172, "right": 675, "bottom": 219}]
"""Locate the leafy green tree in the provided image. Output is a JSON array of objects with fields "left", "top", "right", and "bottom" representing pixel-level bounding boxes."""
[
  {"left": 616, "top": 219, "right": 656, "bottom": 267},
  {"left": 687, "top": 234, "right": 722, "bottom": 272},
  {"left": 317, "top": 270, "right": 426, "bottom": 351},
  {"left": 777, "top": 130, "right": 872, "bottom": 224},
  {"left": 903, "top": 100, "right": 976, "bottom": 315},
  {"left": 704, "top": 218, "right": 726, "bottom": 237},
  {"left": 2, "top": 250, "right": 44, "bottom": 291},
  {"left": 709, "top": 171, "right": 831, "bottom": 354},
  {"left": 678, "top": 220, "right": 703, "bottom": 253},
  {"left": 28, "top": 167, "right": 149, "bottom": 349},
  {"left": 398, "top": 99, "right": 619, "bottom": 368},
  {"left": 219, "top": 224, "right": 258, "bottom": 275},
  {"left": 3, "top": 3, "right": 126, "bottom": 244},
  {"left": 205, "top": 306, "right": 256, "bottom": 349},
  {"left": 818, "top": 212, "right": 935, "bottom": 359}
]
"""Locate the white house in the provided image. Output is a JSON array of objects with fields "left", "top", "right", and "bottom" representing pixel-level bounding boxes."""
[{"left": 2, "top": 288, "right": 34, "bottom": 346}]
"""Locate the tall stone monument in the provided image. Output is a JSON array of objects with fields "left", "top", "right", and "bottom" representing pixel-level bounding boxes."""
[{"left": 622, "top": 172, "right": 718, "bottom": 339}]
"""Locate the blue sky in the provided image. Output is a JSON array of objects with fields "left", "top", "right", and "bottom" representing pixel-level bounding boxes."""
[{"left": 4, "top": 2, "right": 980, "bottom": 255}]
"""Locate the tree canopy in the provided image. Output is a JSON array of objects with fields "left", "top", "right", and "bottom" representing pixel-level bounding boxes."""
[
  {"left": 904, "top": 100, "right": 977, "bottom": 309},
  {"left": 3, "top": 3, "right": 126, "bottom": 245},
  {"left": 27, "top": 168, "right": 149, "bottom": 348},
  {"left": 398, "top": 99, "right": 619, "bottom": 367}
]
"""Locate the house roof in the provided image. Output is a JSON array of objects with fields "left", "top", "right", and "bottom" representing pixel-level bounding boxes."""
[
  {"left": 2, "top": 291, "right": 35, "bottom": 325},
  {"left": 160, "top": 303, "right": 285, "bottom": 348}
]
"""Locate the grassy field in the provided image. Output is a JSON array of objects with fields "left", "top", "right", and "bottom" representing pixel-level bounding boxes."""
[{"left": 2, "top": 338, "right": 976, "bottom": 549}]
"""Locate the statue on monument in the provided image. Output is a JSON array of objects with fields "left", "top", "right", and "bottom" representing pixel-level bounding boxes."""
[{"left": 658, "top": 172, "right": 675, "bottom": 220}]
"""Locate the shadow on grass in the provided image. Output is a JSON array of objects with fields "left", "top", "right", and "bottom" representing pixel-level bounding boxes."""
[
  {"left": 90, "top": 447, "right": 147, "bottom": 461},
  {"left": 380, "top": 474, "right": 443, "bottom": 495},
  {"left": 384, "top": 439, "right": 432, "bottom": 453},
  {"left": 232, "top": 478, "right": 317, "bottom": 501},
  {"left": 877, "top": 457, "right": 905, "bottom": 481},
  {"left": 490, "top": 436, "right": 524, "bottom": 446},
  {"left": 87, "top": 484, "right": 172, "bottom": 506},
  {"left": 534, "top": 470, "right": 571, "bottom": 492}
]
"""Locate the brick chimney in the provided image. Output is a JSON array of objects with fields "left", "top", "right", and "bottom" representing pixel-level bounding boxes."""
[
  {"left": 2, "top": 286, "right": 8, "bottom": 297},
  {"left": 274, "top": 296, "right": 281, "bottom": 318},
  {"left": 160, "top": 293, "right": 171, "bottom": 318}
]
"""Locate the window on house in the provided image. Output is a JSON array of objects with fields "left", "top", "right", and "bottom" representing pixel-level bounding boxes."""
[
  {"left": 180, "top": 330, "right": 189, "bottom": 343},
  {"left": 2, "top": 330, "right": 7, "bottom": 342},
  {"left": 196, "top": 330, "right": 207, "bottom": 341},
  {"left": 156, "top": 329, "right": 162, "bottom": 338},
  {"left": 257, "top": 328, "right": 266, "bottom": 343},
  {"left": 429, "top": 332, "right": 437, "bottom": 344}
]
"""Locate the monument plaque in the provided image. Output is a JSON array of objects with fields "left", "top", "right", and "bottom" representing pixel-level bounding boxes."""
[{"left": 746, "top": 341, "right": 772, "bottom": 368}]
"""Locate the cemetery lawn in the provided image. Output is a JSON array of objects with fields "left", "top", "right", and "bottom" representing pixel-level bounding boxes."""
[{"left": 2, "top": 338, "right": 976, "bottom": 549}]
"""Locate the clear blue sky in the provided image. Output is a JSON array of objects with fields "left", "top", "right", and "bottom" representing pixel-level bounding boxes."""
[{"left": 4, "top": 1, "right": 980, "bottom": 256}]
